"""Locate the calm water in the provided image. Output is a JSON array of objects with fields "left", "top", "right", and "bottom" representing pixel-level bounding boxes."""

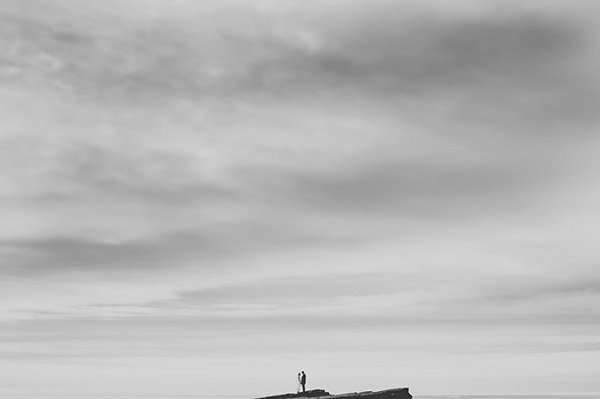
[
  {"left": 2, "top": 395, "right": 599, "bottom": 399},
  {"left": 418, "top": 396, "right": 600, "bottom": 399}
]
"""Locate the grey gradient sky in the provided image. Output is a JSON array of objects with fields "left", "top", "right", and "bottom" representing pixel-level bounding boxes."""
[{"left": 1, "top": 0, "right": 600, "bottom": 397}]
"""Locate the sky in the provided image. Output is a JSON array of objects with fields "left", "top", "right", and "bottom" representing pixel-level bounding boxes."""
[{"left": 1, "top": 0, "right": 600, "bottom": 397}]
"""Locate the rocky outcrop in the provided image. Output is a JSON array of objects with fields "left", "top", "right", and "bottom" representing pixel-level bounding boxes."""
[
  {"left": 256, "top": 389, "right": 331, "bottom": 399},
  {"left": 255, "top": 387, "right": 411, "bottom": 399}
]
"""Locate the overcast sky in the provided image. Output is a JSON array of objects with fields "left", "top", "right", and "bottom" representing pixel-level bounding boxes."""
[{"left": 1, "top": 0, "right": 600, "bottom": 397}]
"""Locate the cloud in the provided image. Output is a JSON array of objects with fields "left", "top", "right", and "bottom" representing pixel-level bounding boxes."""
[
  {"left": 240, "top": 157, "right": 546, "bottom": 222},
  {"left": 3, "top": 0, "right": 597, "bottom": 114},
  {"left": 178, "top": 272, "right": 416, "bottom": 311},
  {"left": 42, "top": 144, "right": 234, "bottom": 205},
  {"left": 467, "top": 269, "right": 600, "bottom": 317},
  {"left": 0, "top": 218, "right": 362, "bottom": 277},
  {"left": 3, "top": 2, "right": 592, "bottom": 223},
  {"left": 1, "top": 1, "right": 600, "bottom": 394}
]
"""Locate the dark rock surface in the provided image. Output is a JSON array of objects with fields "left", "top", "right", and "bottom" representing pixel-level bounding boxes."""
[
  {"left": 255, "top": 387, "right": 411, "bottom": 399},
  {"left": 256, "top": 389, "right": 331, "bottom": 399}
]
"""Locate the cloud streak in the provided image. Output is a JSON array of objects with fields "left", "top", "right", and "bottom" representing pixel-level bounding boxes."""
[{"left": 1, "top": 0, "right": 600, "bottom": 396}]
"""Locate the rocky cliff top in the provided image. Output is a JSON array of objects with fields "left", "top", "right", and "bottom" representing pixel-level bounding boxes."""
[
  {"left": 255, "top": 387, "right": 411, "bottom": 399},
  {"left": 256, "top": 389, "right": 331, "bottom": 399}
]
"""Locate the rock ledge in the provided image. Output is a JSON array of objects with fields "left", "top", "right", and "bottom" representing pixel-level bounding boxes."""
[{"left": 255, "top": 387, "right": 412, "bottom": 399}]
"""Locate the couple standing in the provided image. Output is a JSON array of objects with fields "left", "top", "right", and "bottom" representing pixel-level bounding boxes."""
[{"left": 296, "top": 371, "right": 307, "bottom": 393}]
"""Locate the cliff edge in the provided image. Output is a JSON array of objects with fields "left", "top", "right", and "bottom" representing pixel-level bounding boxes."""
[{"left": 255, "top": 387, "right": 412, "bottom": 399}]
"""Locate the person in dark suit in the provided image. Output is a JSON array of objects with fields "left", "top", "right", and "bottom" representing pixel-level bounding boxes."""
[{"left": 300, "top": 371, "right": 306, "bottom": 393}]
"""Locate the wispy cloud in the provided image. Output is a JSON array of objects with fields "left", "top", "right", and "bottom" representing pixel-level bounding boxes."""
[{"left": 1, "top": 0, "right": 600, "bottom": 396}]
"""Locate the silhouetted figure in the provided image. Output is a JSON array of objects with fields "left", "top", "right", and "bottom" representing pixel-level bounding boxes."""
[
  {"left": 300, "top": 371, "right": 306, "bottom": 393},
  {"left": 297, "top": 372, "right": 302, "bottom": 393}
]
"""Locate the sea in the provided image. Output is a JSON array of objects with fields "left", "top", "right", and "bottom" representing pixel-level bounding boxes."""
[{"left": 1, "top": 396, "right": 600, "bottom": 399}]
